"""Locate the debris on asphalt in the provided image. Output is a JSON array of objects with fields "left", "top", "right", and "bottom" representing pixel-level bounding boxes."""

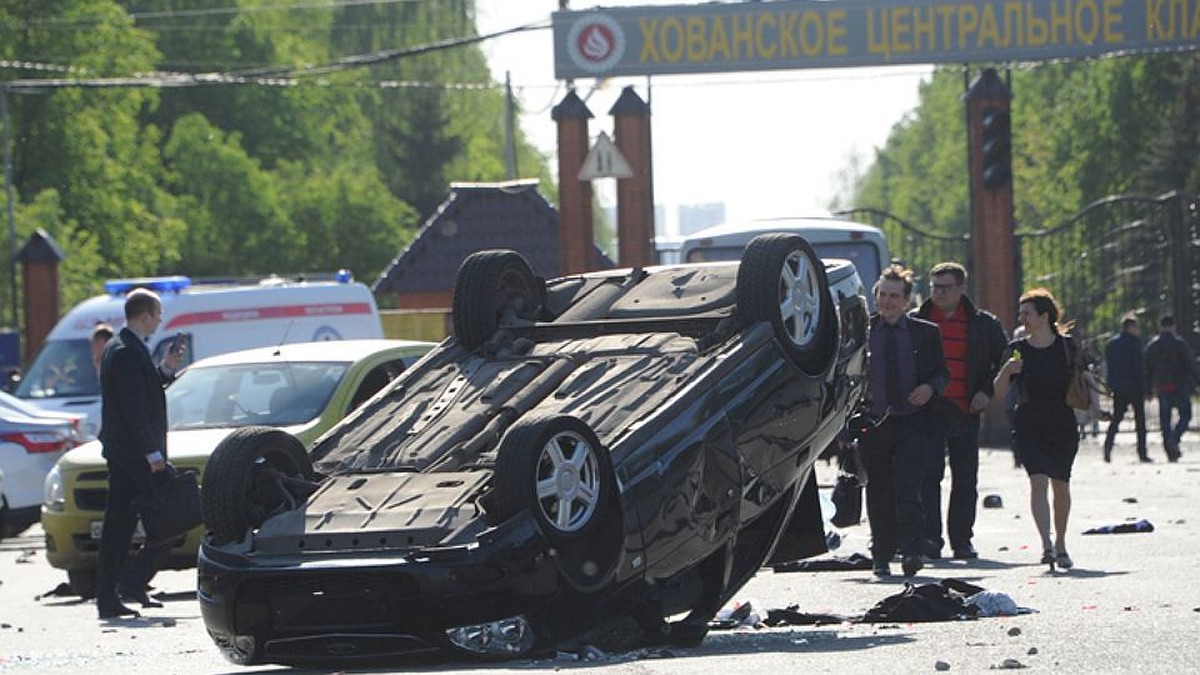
[
  {"left": 772, "top": 552, "right": 872, "bottom": 572},
  {"left": 1082, "top": 518, "right": 1154, "bottom": 534},
  {"left": 34, "top": 582, "right": 75, "bottom": 601},
  {"left": 982, "top": 494, "right": 1004, "bottom": 508},
  {"left": 1007, "top": 626, "right": 1022, "bottom": 636},
  {"left": 714, "top": 597, "right": 763, "bottom": 628},
  {"left": 968, "top": 591, "right": 1023, "bottom": 617},
  {"left": 1122, "top": 497, "right": 1138, "bottom": 503},
  {"left": 859, "top": 579, "right": 983, "bottom": 623},
  {"left": 1027, "top": 646, "right": 1039, "bottom": 655},
  {"left": 935, "top": 660, "right": 951, "bottom": 671},
  {"left": 762, "top": 606, "right": 849, "bottom": 627},
  {"left": 992, "top": 657, "right": 1027, "bottom": 669}
]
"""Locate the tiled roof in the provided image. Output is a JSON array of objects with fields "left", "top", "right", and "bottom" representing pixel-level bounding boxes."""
[{"left": 373, "top": 180, "right": 610, "bottom": 294}]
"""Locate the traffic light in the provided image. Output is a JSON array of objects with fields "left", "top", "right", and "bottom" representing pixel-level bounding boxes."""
[{"left": 979, "top": 105, "right": 1012, "bottom": 189}]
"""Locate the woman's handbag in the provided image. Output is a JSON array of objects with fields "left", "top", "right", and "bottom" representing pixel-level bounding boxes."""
[
  {"left": 1063, "top": 338, "right": 1092, "bottom": 411},
  {"left": 136, "top": 465, "right": 203, "bottom": 545}
]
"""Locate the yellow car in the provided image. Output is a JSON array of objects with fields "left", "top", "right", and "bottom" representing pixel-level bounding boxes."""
[{"left": 41, "top": 339, "right": 434, "bottom": 597}]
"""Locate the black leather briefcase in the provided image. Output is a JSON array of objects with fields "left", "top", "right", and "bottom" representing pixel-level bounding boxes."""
[{"left": 136, "top": 466, "right": 203, "bottom": 545}]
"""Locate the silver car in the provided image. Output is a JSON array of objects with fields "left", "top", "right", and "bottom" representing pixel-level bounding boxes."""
[{"left": 0, "top": 392, "right": 83, "bottom": 536}]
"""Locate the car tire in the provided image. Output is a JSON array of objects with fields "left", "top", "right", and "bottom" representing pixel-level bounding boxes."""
[
  {"left": 489, "top": 415, "right": 619, "bottom": 591},
  {"left": 67, "top": 569, "right": 97, "bottom": 599},
  {"left": 202, "top": 426, "right": 313, "bottom": 546},
  {"left": 736, "top": 233, "right": 837, "bottom": 375},
  {"left": 452, "top": 249, "right": 543, "bottom": 351}
]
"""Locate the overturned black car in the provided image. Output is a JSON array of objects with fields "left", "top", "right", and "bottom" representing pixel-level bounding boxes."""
[{"left": 197, "top": 234, "right": 870, "bottom": 666}]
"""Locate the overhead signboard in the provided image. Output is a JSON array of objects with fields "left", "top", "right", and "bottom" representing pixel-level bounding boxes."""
[
  {"left": 553, "top": 0, "right": 1200, "bottom": 79},
  {"left": 578, "top": 131, "right": 635, "bottom": 180}
]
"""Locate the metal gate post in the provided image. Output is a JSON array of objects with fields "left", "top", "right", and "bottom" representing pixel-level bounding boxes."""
[{"left": 1164, "top": 191, "right": 1195, "bottom": 350}]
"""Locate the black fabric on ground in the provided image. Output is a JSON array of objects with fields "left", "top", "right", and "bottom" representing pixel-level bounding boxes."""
[
  {"left": 857, "top": 579, "right": 985, "bottom": 623},
  {"left": 772, "top": 552, "right": 874, "bottom": 572},
  {"left": 1083, "top": 519, "right": 1154, "bottom": 534},
  {"left": 764, "top": 606, "right": 850, "bottom": 626}
]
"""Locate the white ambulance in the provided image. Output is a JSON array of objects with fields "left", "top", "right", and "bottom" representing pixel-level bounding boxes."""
[{"left": 11, "top": 272, "right": 383, "bottom": 437}]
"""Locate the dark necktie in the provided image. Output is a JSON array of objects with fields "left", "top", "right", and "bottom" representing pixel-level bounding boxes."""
[{"left": 884, "top": 324, "right": 904, "bottom": 409}]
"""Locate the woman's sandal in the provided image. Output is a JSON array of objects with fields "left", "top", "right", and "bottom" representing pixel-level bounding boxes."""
[
  {"left": 1055, "top": 550, "right": 1074, "bottom": 570},
  {"left": 1041, "top": 549, "right": 1055, "bottom": 571}
]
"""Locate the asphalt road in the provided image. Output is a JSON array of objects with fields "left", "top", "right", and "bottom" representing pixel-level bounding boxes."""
[{"left": 1, "top": 431, "right": 1196, "bottom": 674}]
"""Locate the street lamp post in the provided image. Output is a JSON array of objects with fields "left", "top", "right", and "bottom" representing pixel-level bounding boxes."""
[{"left": 1, "top": 86, "right": 18, "bottom": 332}]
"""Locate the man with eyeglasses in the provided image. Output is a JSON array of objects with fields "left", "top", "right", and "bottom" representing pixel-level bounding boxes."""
[{"left": 910, "top": 261, "right": 1007, "bottom": 561}]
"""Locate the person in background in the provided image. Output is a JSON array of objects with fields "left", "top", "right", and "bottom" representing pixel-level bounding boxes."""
[
  {"left": 90, "top": 323, "right": 114, "bottom": 374},
  {"left": 993, "top": 288, "right": 1081, "bottom": 571},
  {"left": 1103, "top": 314, "right": 1149, "bottom": 463},
  {"left": 95, "top": 289, "right": 185, "bottom": 619},
  {"left": 910, "top": 262, "right": 1007, "bottom": 561},
  {"left": 861, "top": 264, "right": 949, "bottom": 578},
  {"left": 1144, "top": 315, "right": 1200, "bottom": 462}
]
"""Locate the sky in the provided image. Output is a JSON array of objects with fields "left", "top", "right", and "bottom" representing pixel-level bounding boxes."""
[{"left": 474, "top": 1, "right": 933, "bottom": 238}]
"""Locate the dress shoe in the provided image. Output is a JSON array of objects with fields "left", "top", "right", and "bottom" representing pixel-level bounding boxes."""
[
  {"left": 1055, "top": 550, "right": 1074, "bottom": 570},
  {"left": 120, "top": 586, "right": 164, "bottom": 609},
  {"left": 872, "top": 561, "right": 892, "bottom": 578},
  {"left": 98, "top": 601, "right": 141, "bottom": 619},
  {"left": 1138, "top": 456, "right": 1153, "bottom": 463},
  {"left": 951, "top": 544, "right": 979, "bottom": 560},
  {"left": 901, "top": 554, "right": 924, "bottom": 577}
]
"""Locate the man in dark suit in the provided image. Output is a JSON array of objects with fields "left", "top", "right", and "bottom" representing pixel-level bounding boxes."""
[
  {"left": 861, "top": 265, "right": 949, "bottom": 578},
  {"left": 95, "top": 289, "right": 184, "bottom": 619}
]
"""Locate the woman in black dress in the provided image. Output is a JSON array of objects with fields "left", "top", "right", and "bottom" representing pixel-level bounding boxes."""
[{"left": 993, "top": 288, "right": 1081, "bottom": 571}]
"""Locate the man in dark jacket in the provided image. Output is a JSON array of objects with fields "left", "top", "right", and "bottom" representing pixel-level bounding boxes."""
[
  {"left": 862, "top": 265, "right": 949, "bottom": 578},
  {"left": 1103, "top": 315, "right": 1148, "bottom": 462},
  {"left": 1144, "top": 315, "right": 1200, "bottom": 462},
  {"left": 95, "top": 289, "right": 183, "bottom": 618},
  {"left": 911, "top": 262, "right": 1007, "bottom": 561}
]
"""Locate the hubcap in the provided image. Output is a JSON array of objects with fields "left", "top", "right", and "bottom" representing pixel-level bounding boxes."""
[
  {"left": 777, "top": 250, "right": 820, "bottom": 348},
  {"left": 534, "top": 430, "right": 600, "bottom": 532}
]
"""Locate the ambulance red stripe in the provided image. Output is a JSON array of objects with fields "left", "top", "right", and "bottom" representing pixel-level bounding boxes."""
[{"left": 163, "top": 302, "right": 374, "bottom": 329}]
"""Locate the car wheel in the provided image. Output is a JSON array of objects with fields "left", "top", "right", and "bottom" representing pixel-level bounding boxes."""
[
  {"left": 67, "top": 569, "right": 97, "bottom": 599},
  {"left": 452, "top": 249, "right": 543, "bottom": 351},
  {"left": 489, "top": 415, "right": 619, "bottom": 591},
  {"left": 202, "top": 426, "right": 314, "bottom": 545},
  {"left": 736, "top": 233, "right": 837, "bottom": 375}
]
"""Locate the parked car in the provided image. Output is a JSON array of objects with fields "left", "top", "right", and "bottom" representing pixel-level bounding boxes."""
[
  {"left": 0, "top": 393, "right": 84, "bottom": 537},
  {"left": 41, "top": 339, "right": 435, "bottom": 597},
  {"left": 196, "top": 235, "right": 870, "bottom": 666}
]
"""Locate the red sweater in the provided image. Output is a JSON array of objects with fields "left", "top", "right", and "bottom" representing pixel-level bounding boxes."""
[{"left": 931, "top": 304, "right": 969, "bottom": 412}]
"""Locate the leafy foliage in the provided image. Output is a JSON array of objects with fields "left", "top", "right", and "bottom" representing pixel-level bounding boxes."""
[
  {"left": 842, "top": 53, "right": 1200, "bottom": 341},
  {"left": 0, "top": 0, "right": 550, "bottom": 329}
]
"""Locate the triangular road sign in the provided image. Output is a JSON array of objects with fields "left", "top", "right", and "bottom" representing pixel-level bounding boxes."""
[{"left": 578, "top": 131, "right": 634, "bottom": 180}]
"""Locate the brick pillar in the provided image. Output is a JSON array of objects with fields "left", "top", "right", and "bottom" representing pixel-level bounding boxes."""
[
  {"left": 17, "top": 229, "right": 65, "bottom": 367},
  {"left": 552, "top": 90, "right": 594, "bottom": 275},
  {"left": 611, "top": 86, "right": 655, "bottom": 268}
]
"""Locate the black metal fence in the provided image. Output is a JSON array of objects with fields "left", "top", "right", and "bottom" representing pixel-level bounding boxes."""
[
  {"left": 832, "top": 207, "right": 970, "bottom": 293},
  {"left": 1015, "top": 192, "right": 1197, "bottom": 353},
  {"left": 838, "top": 192, "right": 1200, "bottom": 354}
]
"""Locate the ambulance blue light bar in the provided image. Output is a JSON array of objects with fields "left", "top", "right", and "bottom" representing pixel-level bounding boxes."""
[{"left": 104, "top": 276, "right": 193, "bottom": 295}]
